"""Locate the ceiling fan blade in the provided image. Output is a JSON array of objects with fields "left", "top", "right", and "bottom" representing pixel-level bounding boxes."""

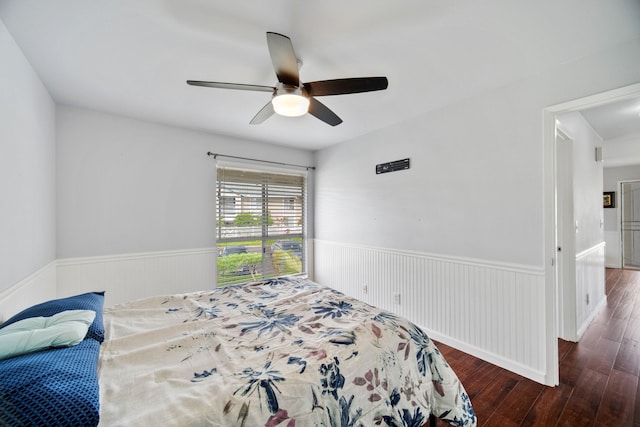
[
  {"left": 304, "top": 77, "right": 388, "bottom": 96},
  {"left": 266, "top": 32, "right": 300, "bottom": 86},
  {"left": 308, "top": 97, "right": 343, "bottom": 126},
  {"left": 187, "top": 80, "right": 275, "bottom": 93},
  {"left": 249, "top": 101, "right": 275, "bottom": 124}
]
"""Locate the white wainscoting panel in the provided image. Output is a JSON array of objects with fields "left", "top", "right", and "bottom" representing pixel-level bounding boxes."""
[
  {"left": 604, "top": 230, "right": 621, "bottom": 268},
  {"left": 575, "top": 242, "right": 607, "bottom": 338},
  {"left": 57, "top": 248, "right": 217, "bottom": 308},
  {"left": 0, "top": 261, "right": 57, "bottom": 322},
  {"left": 313, "top": 239, "right": 547, "bottom": 383}
]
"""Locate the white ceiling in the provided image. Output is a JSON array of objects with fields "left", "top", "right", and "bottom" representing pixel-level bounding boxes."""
[
  {"left": 580, "top": 97, "right": 640, "bottom": 141},
  {"left": 1, "top": 0, "right": 640, "bottom": 151}
]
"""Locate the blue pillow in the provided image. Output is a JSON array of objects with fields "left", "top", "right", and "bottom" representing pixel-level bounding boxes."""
[
  {"left": 0, "top": 292, "right": 105, "bottom": 343},
  {"left": 0, "top": 339, "right": 100, "bottom": 426}
]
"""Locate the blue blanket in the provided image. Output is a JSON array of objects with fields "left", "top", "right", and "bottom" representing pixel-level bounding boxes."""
[{"left": 0, "top": 339, "right": 100, "bottom": 426}]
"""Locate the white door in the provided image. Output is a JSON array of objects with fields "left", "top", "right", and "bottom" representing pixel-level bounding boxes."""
[
  {"left": 622, "top": 181, "right": 640, "bottom": 269},
  {"left": 556, "top": 128, "right": 575, "bottom": 339}
]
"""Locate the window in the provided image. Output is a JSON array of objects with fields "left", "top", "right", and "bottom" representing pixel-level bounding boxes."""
[{"left": 216, "top": 167, "right": 305, "bottom": 286}]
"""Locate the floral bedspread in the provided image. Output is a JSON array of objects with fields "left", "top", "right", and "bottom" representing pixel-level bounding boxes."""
[{"left": 98, "top": 276, "right": 476, "bottom": 426}]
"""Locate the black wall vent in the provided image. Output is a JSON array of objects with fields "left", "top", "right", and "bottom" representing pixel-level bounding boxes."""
[{"left": 376, "top": 158, "right": 410, "bottom": 174}]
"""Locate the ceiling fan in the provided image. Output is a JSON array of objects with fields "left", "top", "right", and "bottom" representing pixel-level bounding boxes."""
[{"left": 187, "top": 32, "right": 388, "bottom": 126}]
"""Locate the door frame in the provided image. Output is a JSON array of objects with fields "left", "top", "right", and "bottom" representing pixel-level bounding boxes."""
[{"left": 542, "top": 82, "right": 640, "bottom": 386}]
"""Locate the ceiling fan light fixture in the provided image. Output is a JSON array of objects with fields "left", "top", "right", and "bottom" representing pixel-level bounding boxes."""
[
  {"left": 272, "top": 94, "right": 309, "bottom": 117},
  {"left": 272, "top": 85, "right": 309, "bottom": 117},
  {"left": 188, "top": 32, "right": 388, "bottom": 126}
]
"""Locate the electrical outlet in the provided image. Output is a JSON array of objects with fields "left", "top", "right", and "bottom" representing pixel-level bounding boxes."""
[
  {"left": 362, "top": 284, "right": 368, "bottom": 294},
  {"left": 394, "top": 293, "right": 401, "bottom": 304}
]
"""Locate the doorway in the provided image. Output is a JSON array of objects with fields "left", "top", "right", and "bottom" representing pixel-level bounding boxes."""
[
  {"left": 622, "top": 180, "right": 640, "bottom": 269},
  {"left": 543, "top": 82, "right": 640, "bottom": 386}
]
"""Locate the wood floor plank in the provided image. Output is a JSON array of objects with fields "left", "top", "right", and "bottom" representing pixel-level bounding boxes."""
[
  {"left": 595, "top": 369, "right": 638, "bottom": 427},
  {"left": 494, "top": 380, "right": 545, "bottom": 424},
  {"left": 602, "top": 316, "right": 630, "bottom": 342},
  {"left": 630, "top": 300, "right": 640, "bottom": 321},
  {"left": 458, "top": 361, "right": 504, "bottom": 401},
  {"left": 635, "top": 371, "right": 640, "bottom": 426},
  {"left": 469, "top": 372, "right": 520, "bottom": 424},
  {"left": 624, "top": 319, "right": 640, "bottom": 342},
  {"left": 579, "top": 322, "right": 607, "bottom": 348},
  {"left": 603, "top": 289, "right": 626, "bottom": 321},
  {"left": 482, "top": 411, "right": 520, "bottom": 427},
  {"left": 606, "top": 269, "right": 622, "bottom": 291},
  {"left": 442, "top": 348, "right": 485, "bottom": 378},
  {"left": 612, "top": 291, "right": 635, "bottom": 321},
  {"left": 585, "top": 337, "right": 622, "bottom": 376},
  {"left": 520, "top": 382, "right": 572, "bottom": 427},
  {"left": 558, "top": 339, "right": 574, "bottom": 361},
  {"left": 614, "top": 337, "right": 640, "bottom": 377},
  {"left": 559, "top": 345, "right": 595, "bottom": 388},
  {"left": 557, "top": 369, "right": 608, "bottom": 426}
]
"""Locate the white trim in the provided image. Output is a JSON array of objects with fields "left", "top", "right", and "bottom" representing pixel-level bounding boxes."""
[
  {"left": 57, "top": 247, "right": 217, "bottom": 266},
  {"left": 0, "top": 261, "right": 57, "bottom": 322},
  {"left": 313, "top": 239, "right": 544, "bottom": 276},
  {"left": 546, "top": 83, "right": 640, "bottom": 113},
  {"left": 424, "top": 326, "right": 547, "bottom": 385},
  {"left": 576, "top": 241, "right": 606, "bottom": 260},
  {"left": 543, "top": 106, "right": 560, "bottom": 386},
  {"left": 555, "top": 126, "right": 572, "bottom": 142}
]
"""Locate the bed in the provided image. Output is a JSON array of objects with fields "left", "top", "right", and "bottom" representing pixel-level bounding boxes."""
[{"left": 0, "top": 277, "right": 476, "bottom": 426}]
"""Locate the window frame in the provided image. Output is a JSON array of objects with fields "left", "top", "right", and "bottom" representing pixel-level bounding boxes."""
[{"left": 215, "top": 164, "right": 307, "bottom": 286}]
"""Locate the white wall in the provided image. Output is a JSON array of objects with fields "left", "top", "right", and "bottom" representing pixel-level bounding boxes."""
[
  {"left": 315, "top": 89, "right": 543, "bottom": 266},
  {"left": 314, "top": 34, "right": 640, "bottom": 384},
  {"left": 0, "top": 19, "right": 56, "bottom": 295},
  {"left": 55, "top": 106, "right": 314, "bottom": 305},
  {"left": 603, "top": 164, "right": 640, "bottom": 267},
  {"left": 56, "top": 106, "right": 314, "bottom": 258},
  {"left": 557, "top": 112, "right": 604, "bottom": 254}
]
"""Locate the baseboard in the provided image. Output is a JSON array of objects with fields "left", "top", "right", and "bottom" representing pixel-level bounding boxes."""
[{"left": 425, "top": 327, "right": 548, "bottom": 385}]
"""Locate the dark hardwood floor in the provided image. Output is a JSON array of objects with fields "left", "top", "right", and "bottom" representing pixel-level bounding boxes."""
[{"left": 436, "top": 268, "right": 640, "bottom": 427}]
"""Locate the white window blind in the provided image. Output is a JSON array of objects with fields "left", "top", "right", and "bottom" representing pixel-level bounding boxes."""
[{"left": 216, "top": 167, "right": 305, "bottom": 286}]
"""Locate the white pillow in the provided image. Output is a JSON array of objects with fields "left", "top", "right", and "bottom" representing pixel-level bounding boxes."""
[{"left": 0, "top": 309, "right": 96, "bottom": 360}]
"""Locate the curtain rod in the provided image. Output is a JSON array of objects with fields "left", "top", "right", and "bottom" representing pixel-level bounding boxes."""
[{"left": 207, "top": 152, "right": 315, "bottom": 170}]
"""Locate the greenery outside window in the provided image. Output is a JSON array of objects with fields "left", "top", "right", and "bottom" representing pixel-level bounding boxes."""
[{"left": 216, "top": 167, "right": 305, "bottom": 286}]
